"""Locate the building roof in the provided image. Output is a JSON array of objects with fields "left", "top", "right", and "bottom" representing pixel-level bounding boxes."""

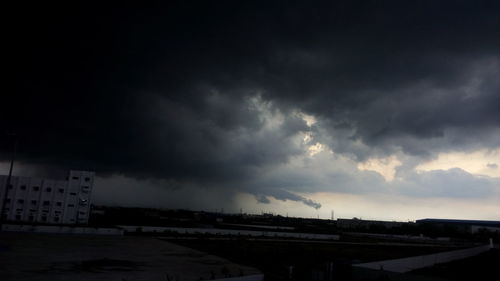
[{"left": 416, "top": 218, "right": 500, "bottom": 227}]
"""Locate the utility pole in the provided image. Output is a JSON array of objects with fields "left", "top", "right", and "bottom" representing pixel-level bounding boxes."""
[{"left": 1, "top": 133, "right": 18, "bottom": 223}]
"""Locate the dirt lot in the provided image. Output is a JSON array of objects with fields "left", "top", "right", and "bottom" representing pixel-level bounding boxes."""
[
  {"left": 165, "top": 238, "right": 458, "bottom": 281},
  {"left": 0, "top": 232, "right": 260, "bottom": 281}
]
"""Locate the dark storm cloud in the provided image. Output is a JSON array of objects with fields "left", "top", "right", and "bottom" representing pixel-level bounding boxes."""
[{"left": 3, "top": 1, "right": 500, "bottom": 207}]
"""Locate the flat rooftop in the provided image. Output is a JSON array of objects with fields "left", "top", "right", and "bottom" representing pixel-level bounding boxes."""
[
  {"left": 0, "top": 232, "right": 261, "bottom": 281},
  {"left": 416, "top": 219, "right": 500, "bottom": 227}
]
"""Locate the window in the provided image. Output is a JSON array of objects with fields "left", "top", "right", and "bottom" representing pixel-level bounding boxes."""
[
  {"left": 54, "top": 217, "right": 59, "bottom": 222},
  {"left": 33, "top": 186, "right": 40, "bottom": 191},
  {"left": 43, "top": 201, "right": 50, "bottom": 206},
  {"left": 20, "top": 185, "right": 27, "bottom": 190},
  {"left": 46, "top": 187, "right": 52, "bottom": 192},
  {"left": 72, "top": 176, "right": 79, "bottom": 180},
  {"left": 70, "top": 192, "right": 77, "bottom": 196},
  {"left": 58, "top": 188, "right": 64, "bottom": 193},
  {"left": 17, "top": 199, "right": 24, "bottom": 204},
  {"left": 5, "top": 198, "right": 11, "bottom": 203},
  {"left": 41, "top": 216, "right": 47, "bottom": 222},
  {"left": 82, "top": 186, "right": 89, "bottom": 189},
  {"left": 7, "top": 184, "right": 13, "bottom": 189},
  {"left": 15, "top": 215, "right": 21, "bottom": 220},
  {"left": 67, "top": 204, "right": 75, "bottom": 207},
  {"left": 56, "top": 202, "right": 62, "bottom": 207},
  {"left": 84, "top": 177, "right": 90, "bottom": 182},
  {"left": 28, "top": 216, "right": 34, "bottom": 221},
  {"left": 79, "top": 211, "right": 86, "bottom": 215},
  {"left": 31, "top": 200, "right": 37, "bottom": 205}
]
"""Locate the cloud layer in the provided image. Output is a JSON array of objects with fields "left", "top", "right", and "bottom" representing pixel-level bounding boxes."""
[{"left": 3, "top": 1, "right": 500, "bottom": 210}]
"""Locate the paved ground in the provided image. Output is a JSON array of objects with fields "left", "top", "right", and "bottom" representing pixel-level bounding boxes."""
[
  {"left": 410, "top": 248, "right": 500, "bottom": 281},
  {"left": 168, "top": 237, "right": 459, "bottom": 280},
  {"left": 0, "top": 232, "right": 261, "bottom": 281}
]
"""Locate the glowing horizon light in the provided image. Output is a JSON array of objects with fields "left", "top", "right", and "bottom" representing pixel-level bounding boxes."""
[{"left": 416, "top": 148, "right": 500, "bottom": 178}]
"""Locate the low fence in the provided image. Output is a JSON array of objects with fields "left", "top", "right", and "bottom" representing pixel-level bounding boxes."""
[
  {"left": 213, "top": 274, "right": 264, "bottom": 281},
  {"left": 345, "top": 231, "right": 450, "bottom": 242},
  {"left": 118, "top": 225, "right": 340, "bottom": 240},
  {"left": 354, "top": 244, "right": 492, "bottom": 273},
  {"left": 1, "top": 224, "right": 124, "bottom": 235}
]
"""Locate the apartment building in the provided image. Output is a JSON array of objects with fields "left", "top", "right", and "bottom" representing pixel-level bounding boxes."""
[{"left": 0, "top": 170, "right": 94, "bottom": 225}]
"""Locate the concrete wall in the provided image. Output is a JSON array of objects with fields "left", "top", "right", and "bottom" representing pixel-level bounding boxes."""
[
  {"left": 119, "top": 225, "right": 340, "bottom": 240},
  {"left": 354, "top": 244, "right": 492, "bottom": 273},
  {"left": 1, "top": 224, "right": 124, "bottom": 235},
  {"left": 213, "top": 274, "right": 264, "bottom": 281}
]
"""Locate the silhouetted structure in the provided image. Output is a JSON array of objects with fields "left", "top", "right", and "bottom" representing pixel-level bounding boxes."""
[
  {"left": 416, "top": 218, "right": 500, "bottom": 234},
  {"left": 0, "top": 170, "right": 94, "bottom": 224},
  {"left": 337, "top": 218, "right": 404, "bottom": 230}
]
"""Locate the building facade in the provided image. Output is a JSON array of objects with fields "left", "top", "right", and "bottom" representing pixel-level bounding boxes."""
[
  {"left": 336, "top": 218, "right": 404, "bottom": 229},
  {"left": 0, "top": 170, "right": 94, "bottom": 225},
  {"left": 416, "top": 218, "right": 500, "bottom": 234}
]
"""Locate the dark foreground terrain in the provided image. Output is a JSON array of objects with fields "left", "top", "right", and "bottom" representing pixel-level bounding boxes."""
[
  {"left": 410, "top": 248, "right": 500, "bottom": 281},
  {"left": 0, "top": 232, "right": 261, "bottom": 281},
  {"left": 166, "top": 238, "right": 460, "bottom": 281}
]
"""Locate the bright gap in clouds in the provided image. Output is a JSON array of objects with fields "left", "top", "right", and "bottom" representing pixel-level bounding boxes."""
[
  {"left": 300, "top": 113, "right": 317, "bottom": 127},
  {"left": 416, "top": 149, "right": 500, "bottom": 178},
  {"left": 357, "top": 155, "right": 402, "bottom": 181}
]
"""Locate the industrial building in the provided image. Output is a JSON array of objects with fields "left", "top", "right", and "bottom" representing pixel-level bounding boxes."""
[
  {"left": 0, "top": 170, "right": 94, "bottom": 225},
  {"left": 336, "top": 218, "right": 404, "bottom": 229},
  {"left": 416, "top": 218, "right": 500, "bottom": 234}
]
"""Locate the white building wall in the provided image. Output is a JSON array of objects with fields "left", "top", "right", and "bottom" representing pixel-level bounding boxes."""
[
  {"left": 63, "top": 172, "right": 80, "bottom": 224},
  {"left": 18, "top": 177, "right": 34, "bottom": 222},
  {"left": 9, "top": 177, "right": 21, "bottom": 221},
  {"left": 1, "top": 224, "right": 124, "bottom": 235},
  {"left": 0, "top": 176, "right": 5, "bottom": 219},
  {"left": 38, "top": 179, "right": 55, "bottom": 223},
  {"left": 13, "top": 177, "right": 29, "bottom": 221},
  {"left": 28, "top": 178, "right": 43, "bottom": 222},
  {"left": 0, "top": 175, "right": 5, "bottom": 216},
  {"left": 0, "top": 176, "right": 9, "bottom": 220},
  {"left": 49, "top": 180, "right": 67, "bottom": 224},
  {"left": 75, "top": 171, "right": 94, "bottom": 224},
  {"left": 0, "top": 170, "right": 94, "bottom": 225},
  {"left": 62, "top": 170, "right": 94, "bottom": 224}
]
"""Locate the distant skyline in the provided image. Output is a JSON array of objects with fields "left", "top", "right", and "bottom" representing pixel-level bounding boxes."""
[{"left": 2, "top": 1, "right": 499, "bottom": 221}]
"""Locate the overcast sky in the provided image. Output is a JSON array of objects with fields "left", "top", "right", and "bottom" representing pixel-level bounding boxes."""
[{"left": 2, "top": 1, "right": 500, "bottom": 220}]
